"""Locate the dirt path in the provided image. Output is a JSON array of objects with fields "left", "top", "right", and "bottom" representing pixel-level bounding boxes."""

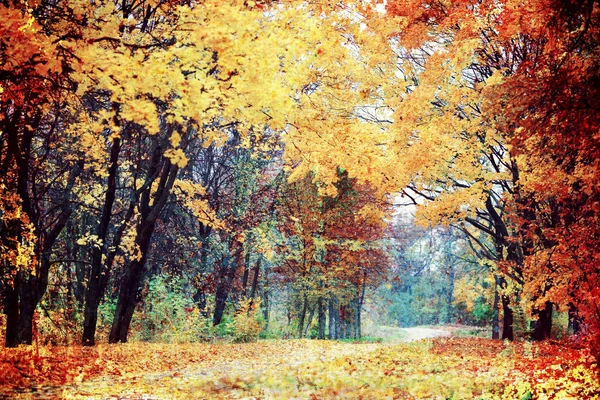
[
  {"left": 400, "top": 326, "right": 452, "bottom": 342},
  {"left": 363, "top": 325, "right": 453, "bottom": 343}
]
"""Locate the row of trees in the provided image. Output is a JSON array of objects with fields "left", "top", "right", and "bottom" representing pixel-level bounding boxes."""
[
  {"left": 0, "top": 0, "right": 393, "bottom": 347},
  {"left": 378, "top": 0, "right": 599, "bottom": 351}
]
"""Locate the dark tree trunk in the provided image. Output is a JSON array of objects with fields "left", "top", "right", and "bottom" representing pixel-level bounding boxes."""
[
  {"left": 16, "top": 258, "right": 52, "bottom": 345},
  {"left": 317, "top": 297, "right": 326, "bottom": 339},
  {"left": 501, "top": 294, "right": 514, "bottom": 341},
  {"left": 212, "top": 262, "right": 235, "bottom": 326},
  {"left": 339, "top": 304, "right": 349, "bottom": 339},
  {"left": 83, "top": 138, "right": 121, "bottom": 346},
  {"left": 109, "top": 156, "right": 180, "bottom": 343},
  {"left": 193, "top": 231, "right": 212, "bottom": 317},
  {"left": 2, "top": 215, "right": 21, "bottom": 348},
  {"left": 241, "top": 251, "right": 250, "bottom": 297},
  {"left": 74, "top": 259, "right": 87, "bottom": 307},
  {"left": 532, "top": 301, "right": 553, "bottom": 341},
  {"left": 357, "top": 276, "right": 367, "bottom": 339},
  {"left": 16, "top": 271, "right": 38, "bottom": 345},
  {"left": 213, "top": 239, "right": 242, "bottom": 326},
  {"left": 492, "top": 276, "right": 500, "bottom": 339},
  {"left": 16, "top": 203, "right": 77, "bottom": 345},
  {"left": 0, "top": 101, "right": 79, "bottom": 347},
  {"left": 445, "top": 265, "right": 455, "bottom": 323},
  {"left": 249, "top": 258, "right": 261, "bottom": 300},
  {"left": 4, "top": 282, "right": 19, "bottom": 348},
  {"left": 568, "top": 303, "right": 582, "bottom": 334},
  {"left": 262, "top": 284, "right": 269, "bottom": 327},
  {"left": 16, "top": 285, "right": 36, "bottom": 345},
  {"left": 328, "top": 296, "right": 339, "bottom": 340},
  {"left": 82, "top": 302, "right": 100, "bottom": 346},
  {"left": 298, "top": 293, "right": 308, "bottom": 338},
  {"left": 355, "top": 300, "right": 361, "bottom": 339},
  {"left": 110, "top": 293, "right": 139, "bottom": 344},
  {"left": 108, "top": 232, "right": 152, "bottom": 344},
  {"left": 65, "top": 221, "right": 87, "bottom": 307},
  {"left": 303, "top": 304, "right": 316, "bottom": 338},
  {"left": 240, "top": 236, "right": 251, "bottom": 297}
]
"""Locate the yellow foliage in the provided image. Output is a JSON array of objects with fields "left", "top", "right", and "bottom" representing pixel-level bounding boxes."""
[
  {"left": 163, "top": 148, "right": 188, "bottom": 168},
  {"left": 233, "top": 298, "right": 262, "bottom": 343}
]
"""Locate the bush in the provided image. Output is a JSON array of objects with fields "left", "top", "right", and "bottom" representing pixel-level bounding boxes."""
[
  {"left": 213, "top": 313, "right": 235, "bottom": 340},
  {"left": 36, "top": 308, "right": 80, "bottom": 346},
  {"left": 131, "top": 274, "right": 211, "bottom": 343},
  {"left": 232, "top": 297, "right": 263, "bottom": 343}
]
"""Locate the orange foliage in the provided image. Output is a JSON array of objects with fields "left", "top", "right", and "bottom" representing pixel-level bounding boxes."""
[{"left": 385, "top": 0, "right": 600, "bottom": 352}]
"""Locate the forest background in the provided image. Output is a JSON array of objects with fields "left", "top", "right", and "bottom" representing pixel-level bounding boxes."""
[{"left": 0, "top": 0, "right": 599, "bottom": 371}]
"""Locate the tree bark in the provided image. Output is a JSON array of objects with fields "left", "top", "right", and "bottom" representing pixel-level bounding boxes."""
[
  {"left": 532, "top": 301, "right": 553, "bottom": 341},
  {"left": 109, "top": 157, "right": 179, "bottom": 343},
  {"left": 317, "top": 297, "right": 326, "bottom": 339},
  {"left": 108, "top": 221, "right": 154, "bottom": 343},
  {"left": 16, "top": 272, "right": 39, "bottom": 345},
  {"left": 249, "top": 258, "right": 261, "bottom": 300},
  {"left": 241, "top": 251, "right": 250, "bottom": 297},
  {"left": 212, "top": 239, "right": 243, "bottom": 326},
  {"left": 303, "top": 304, "right": 316, "bottom": 338},
  {"left": 568, "top": 303, "right": 582, "bottom": 334},
  {"left": 83, "top": 137, "right": 121, "bottom": 346},
  {"left": 262, "top": 283, "right": 270, "bottom": 327},
  {"left": 4, "top": 281, "right": 19, "bottom": 348},
  {"left": 16, "top": 161, "right": 81, "bottom": 345},
  {"left": 328, "top": 295, "right": 339, "bottom": 340},
  {"left": 492, "top": 275, "right": 500, "bottom": 339},
  {"left": 501, "top": 294, "right": 514, "bottom": 341},
  {"left": 297, "top": 293, "right": 308, "bottom": 338},
  {"left": 212, "top": 257, "right": 235, "bottom": 326}
]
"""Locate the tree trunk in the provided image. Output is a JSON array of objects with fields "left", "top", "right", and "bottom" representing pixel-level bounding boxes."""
[
  {"left": 339, "top": 304, "right": 348, "bottom": 340},
  {"left": 317, "top": 297, "right": 326, "bottom": 339},
  {"left": 109, "top": 157, "right": 179, "bottom": 343},
  {"left": 15, "top": 159, "right": 81, "bottom": 345},
  {"left": 357, "top": 276, "right": 367, "bottom": 339},
  {"left": 501, "top": 294, "right": 514, "bottom": 341},
  {"left": 82, "top": 137, "right": 121, "bottom": 346},
  {"left": 262, "top": 285, "right": 270, "bottom": 327},
  {"left": 108, "top": 245, "right": 149, "bottom": 343},
  {"left": 16, "top": 273, "right": 39, "bottom": 345},
  {"left": 568, "top": 303, "right": 582, "bottom": 334},
  {"left": 298, "top": 293, "right": 308, "bottom": 338},
  {"left": 532, "top": 301, "right": 553, "bottom": 341},
  {"left": 492, "top": 276, "right": 500, "bottom": 339},
  {"left": 249, "top": 258, "right": 261, "bottom": 300},
  {"left": 328, "top": 296, "right": 339, "bottom": 340},
  {"left": 241, "top": 251, "right": 250, "bottom": 296},
  {"left": 193, "top": 231, "right": 212, "bottom": 317},
  {"left": 2, "top": 215, "right": 21, "bottom": 348},
  {"left": 4, "top": 282, "right": 19, "bottom": 348},
  {"left": 213, "top": 240, "right": 242, "bottom": 326},
  {"left": 445, "top": 265, "right": 455, "bottom": 324},
  {"left": 303, "top": 304, "right": 316, "bottom": 338},
  {"left": 212, "top": 263, "right": 235, "bottom": 326}
]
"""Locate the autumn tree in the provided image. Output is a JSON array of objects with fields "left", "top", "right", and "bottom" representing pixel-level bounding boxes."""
[
  {"left": 0, "top": 2, "right": 86, "bottom": 347},
  {"left": 275, "top": 170, "right": 389, "bottom": 339},
  {"left": 382, "top": 0, "right": 600, "bottom": 348}
]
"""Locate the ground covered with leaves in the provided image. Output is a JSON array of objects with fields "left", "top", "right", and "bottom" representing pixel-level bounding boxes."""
[{"left": 1, "top": 337, "right": 599, "bottom": 399}]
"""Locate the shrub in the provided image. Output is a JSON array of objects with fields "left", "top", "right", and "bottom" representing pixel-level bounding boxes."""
[
  {"left": 130, "top": 274, "right": 210, "bottom": 343},
  {"left": 232, "top": 297, "right": 263, "bottom": 343}
]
